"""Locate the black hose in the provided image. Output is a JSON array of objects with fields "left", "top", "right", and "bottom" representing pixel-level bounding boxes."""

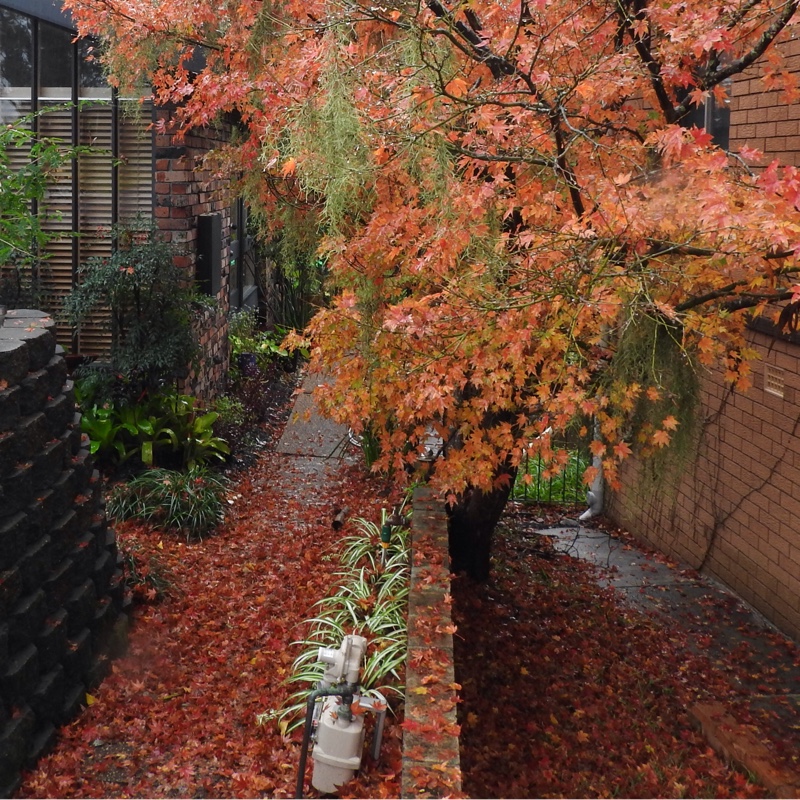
[{"left": 294, "top": 683, "right": 355, "bottom": 799}]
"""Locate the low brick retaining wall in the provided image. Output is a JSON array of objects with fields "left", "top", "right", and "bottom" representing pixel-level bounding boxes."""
[
  {"left": 401, "top": 488, "right": 462, "bottom": 799},
  {"left": 0, "top": 310, "right": 127, "bottom": 796}
]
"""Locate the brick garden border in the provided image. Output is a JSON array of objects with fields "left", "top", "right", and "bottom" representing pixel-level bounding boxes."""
[{"left": 401, "top": 488, "right": 462, "bottom": 799}]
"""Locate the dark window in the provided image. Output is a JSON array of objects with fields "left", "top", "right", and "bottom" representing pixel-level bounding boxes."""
[{"left": 679, "top": 83, "right": 731, "bottom": 150}]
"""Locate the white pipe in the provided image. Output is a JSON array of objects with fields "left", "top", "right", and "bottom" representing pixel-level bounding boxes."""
[{"left": 579, "top": 417, "right": 604, "bottom": 521}]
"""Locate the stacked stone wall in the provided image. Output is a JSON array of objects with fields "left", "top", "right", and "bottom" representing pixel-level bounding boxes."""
[{"left": 0, "top": 310, "right": 127, "bottom": 796}]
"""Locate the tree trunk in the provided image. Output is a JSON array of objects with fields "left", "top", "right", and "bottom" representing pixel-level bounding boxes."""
[{"left": 447, "top": 468, "right": 516, "bottom": 582}]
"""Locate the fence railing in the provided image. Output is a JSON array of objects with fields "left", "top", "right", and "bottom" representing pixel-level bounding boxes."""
[{"left": 512, "top": 444, "right": 590, "bottom": 505}]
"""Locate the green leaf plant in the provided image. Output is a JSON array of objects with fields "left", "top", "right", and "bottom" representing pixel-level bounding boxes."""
[
  {"left": 258, "top": 508, "right": 410, "bottom": 733},
  {"left": 106, "top": 465, "right": 229, "bottom": 540}
]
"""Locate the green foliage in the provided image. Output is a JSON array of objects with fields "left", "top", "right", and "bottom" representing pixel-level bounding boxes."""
[
  {"left": 106, "top": 465, "right": 229, "bottom": 540},
  {"left": 259, "top": 509, "right": 410, "bottom": 732},
  {"left": 228, "top": 308, "right": 304, "bottom": 376},
  {"left": 77, "top": 386, "right": 230, "bottom": 471},
  {"left": 119, "top": 533, "right": 175, "bottom": 602},
  {"left": 0, "top": 108, "right": 83, "bottom": 308},
  {"left": 79, "top": 404, "right": 138, "bottom": 467},
  {"left": 286, "top": 37, "right": 374, "bottom": 233},
  {"left": 513, "top": 449, "right": 590, "bottom": 505},
  {"left": 63, "top": 220, "right": 200, "bottom": 396},
  {"left": 349, "top": 423, "right": 382, "bottom": 470},
  {"left": 609, "top": 313, "right": 701, "bottom": 483}
]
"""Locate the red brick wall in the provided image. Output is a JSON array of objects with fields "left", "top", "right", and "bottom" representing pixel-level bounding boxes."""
[
  {"left": 607, "top": 328, "right": 800, "bottom": 640},
  {"left": 154, "top": 108, "right": 233, "bottom": 401},
  {"left": 729, "top": 36, "right": 800, "bottom": 166}
]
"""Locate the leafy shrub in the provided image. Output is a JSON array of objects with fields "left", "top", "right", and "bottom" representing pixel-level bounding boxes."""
[
  {"left": 118, "top": 530, "right": 175, "bottom": 603},
  {"left": 107, "top": 466, "right": 229, "bottom": 540},
  {"left": 63, "top": 219, "right": 201, "bottom": 402},
  {"left": 228, "top": 308, "right": 304, "bottom": 377},
  {"left": 77, "top": 386, "right": 230, "bottom": 472},
  {"left": 259, "top": 509, "right": 409, "bottom": 732},
  {"left": 0, "top": 108, "right": 85, "bottom": 309}
]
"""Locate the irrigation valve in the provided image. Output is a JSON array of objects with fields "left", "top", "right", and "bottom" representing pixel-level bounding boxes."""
[{"left": 310, "top": 635, "right": 387, "bottom": 795}]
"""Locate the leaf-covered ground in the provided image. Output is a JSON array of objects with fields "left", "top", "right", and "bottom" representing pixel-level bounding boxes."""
[
  {"left": 16, "top": 374, "right": 799, "bottom": 799},
  {"left": 452, "top": 507, "right": 797, "bottom": 799},
  {"left": 17, "top": 383, "right": 404, "bottom": 799}
]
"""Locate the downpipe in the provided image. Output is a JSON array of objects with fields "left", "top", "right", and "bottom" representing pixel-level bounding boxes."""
[{"left": 579, "top": 416, "right": 604, "bottom": 522}]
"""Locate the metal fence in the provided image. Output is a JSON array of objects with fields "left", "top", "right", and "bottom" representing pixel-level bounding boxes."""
[{"left": 512, "top": 441, "right": 590, "bottom": 505}]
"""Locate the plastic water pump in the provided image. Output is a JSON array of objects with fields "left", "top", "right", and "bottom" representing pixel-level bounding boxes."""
[{"left": 295, "top": 635, "right": 387, "bottom": 798}]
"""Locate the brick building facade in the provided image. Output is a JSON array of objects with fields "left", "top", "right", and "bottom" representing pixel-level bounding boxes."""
[
  {"left": 728, "top": 35, "right": 800, "bottom": 166},
  {"left": 153, "top": 107, "right": 235, "bottom": 400},
  {"left": 608, "top": 41, "right": 800, "bottom": 640},
  {"left": 0, "top": 1, "right": 266, "bottom": 401}
]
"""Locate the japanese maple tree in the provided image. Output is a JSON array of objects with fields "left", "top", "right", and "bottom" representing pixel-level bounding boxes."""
[{"left": 66, "top": 0, "right": 800, "bottom": 577}]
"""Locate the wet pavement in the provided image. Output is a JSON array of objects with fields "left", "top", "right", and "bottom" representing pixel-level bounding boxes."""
[{"left": 276, "top": 372, "right": 352, "bottom": 460}]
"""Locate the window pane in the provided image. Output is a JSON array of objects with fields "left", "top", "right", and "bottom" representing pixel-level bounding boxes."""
[
  {"left": 0, "top": 8, "right": 33, "bottom": 87},
  {"left": 79, "top": 38, "right": 109, "bottom": 93},
  {"left": 39, "top": 22, "right": 73, "bottom": 101},
  {"left": 0, "top": 8, "right": 33, "bottom": 123},
  {"left": 118, "top": 98, "right": 154, "bottom": 221}
]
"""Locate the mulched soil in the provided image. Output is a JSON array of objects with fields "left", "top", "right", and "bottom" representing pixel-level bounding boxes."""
[
  {"left": 17, "top": 368, "right": 404, "bottom": 799},
  {"left": 452, "top": 504, "right": 798, "bottom": 799}
]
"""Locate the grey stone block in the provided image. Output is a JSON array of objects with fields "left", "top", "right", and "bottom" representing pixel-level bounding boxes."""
[
  {"left": 26, "top": 721, "right": 57, "bottom": 766},
  {"left": 0, "top": 384, "right": 21, "bottom": 433},
  {"left": 70, "top": 534, "right": 96, "bottom": 584},
  {"left": 44, "top": 355, "right": 68, "bottom": 399},
  {"left": 35, "top": 609, "right": 68, "bottom": 673},
  {"left": 18, "top": 368, "right": 50, "bottom": 416},
  {"left": 65, "top": 581, "right": 97, "bottom": 636},
  {"left": 2, "top": 462, "right": 34, "bottom": 518},
  {"left": 14, "top": 412, "right": 48, "bottom": 466},
  {"left": 60, "top": 680, "right": 85, "bottom": 722},
  {"left": 1, "top": 645, "right": 39, "bottom": 700},
  {"left": 43, "top": 558, "right": 76, "bottom": 611},
  {"left": 0, "top": 704, "right": 35, "bottom": 786},
  {"left": 92, "top": 551, "right": 115, "bottom": 596},
  {"left": 0, "top": 428, "right": 18, "bottom": 481},
  {"left": 62, "top": 627, "right": 92, "bottom": 680},
  {"left": 0, "top": 340, "right": 29, "bottom": 386},
  {"left": 50, "top": 511, "right": 78, "bottom": 561},
  {"left": 0, "top": 513, "right": 29, "bottom": 572},
  {"left": 43, "top": 393, "right": 74, "bottom": 441},
  {"left": 19, "top": 535, "right": 53, "bottom": 595},
  {"left": 0, "top": 325, "right": 55, "bottom": 372},
  {"left": 9, "top": 589, "right": 48, "bottom": 650},
  {"left": 0, "top": 624, "right": 7, "bottom": 675},
  {"left": 33, "top": 438, "right": 68, "bottom": 493},
  {"left": 0, "top": 567, "right": 23, "bottom": 618},
  {"left": 29, "top": 666, "right": 66, "bottom": 724}
]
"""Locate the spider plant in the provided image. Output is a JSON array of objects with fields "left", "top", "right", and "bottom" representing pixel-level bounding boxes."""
[{"left": 258, "top": 509, "right": 410, "bottom": 732}]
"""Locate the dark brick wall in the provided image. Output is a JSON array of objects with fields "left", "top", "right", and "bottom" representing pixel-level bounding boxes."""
[
  {"left": 729, "top": 36, "right": 800, "bottom": 168},
  {"left": 154, "top": 109, "right": 234, "bottom": 402},
  {"left": 0, "top": 310, "right": 127, "bottom": 796}
]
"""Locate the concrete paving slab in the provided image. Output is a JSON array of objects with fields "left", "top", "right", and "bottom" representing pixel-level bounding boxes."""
[{"left": 276, "top": 372, "right": 353, "bottom": 459}]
